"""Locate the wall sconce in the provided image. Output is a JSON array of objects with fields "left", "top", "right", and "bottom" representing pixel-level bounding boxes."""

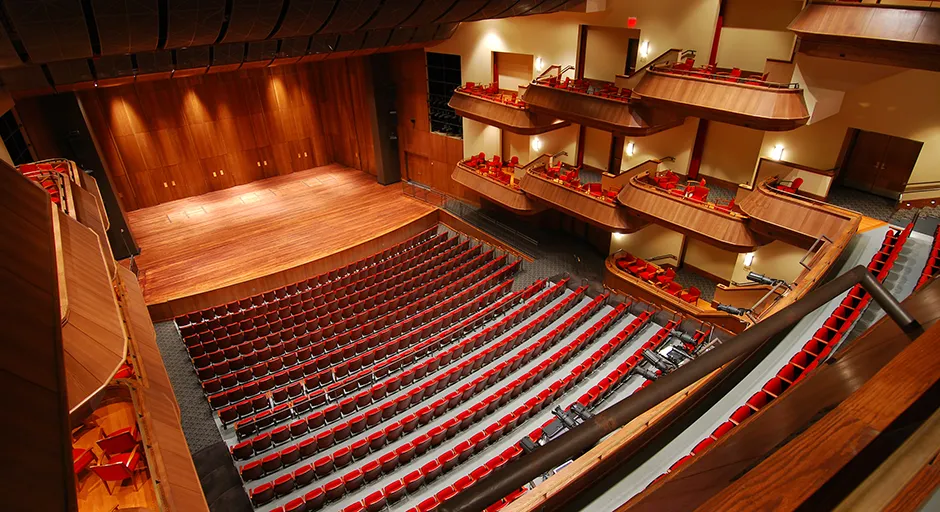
[
  {"left": 535, "top": 56, "right": 543, "bottom": 71},
  {"left": 770, "top": 144, "right": 785, "bottom": 161},
  {"left": 532, "top": 137, "right": 543, "bottom": 152},
  {"left": 743, "top": 252, "right": 755, "bottom": 269},
  {"left": 625, "top": 141, "right": 636, "bottom": 157},
  {"left": 640, "top": 41, "right": 650, "bottom": 58}
]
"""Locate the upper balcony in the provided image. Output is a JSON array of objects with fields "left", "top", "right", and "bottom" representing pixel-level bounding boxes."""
[
  {"left": 789, "top": 2, "right": 940, "bottom": 73},
  {"left": 619, "top": 170, "right": 763, "bottom": 252},
  {"left": 451, "top": 154, "right": 547, "bottom": 214},
  {"left": 520, "top": 159, "right": 646, "bottom": 233},
  {"left": 521, "top": 66, "right": 685, "bottom": 136},
  {"left": 448, "top": 83, "right": 571, "bottom": 135},
  {"left": 633, "top": 61, "right": 810, "bottom": 131}
]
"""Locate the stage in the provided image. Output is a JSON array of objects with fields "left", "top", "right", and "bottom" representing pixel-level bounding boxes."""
[{"left": 127, "top": 165, "right": 437, "bottom": 320}]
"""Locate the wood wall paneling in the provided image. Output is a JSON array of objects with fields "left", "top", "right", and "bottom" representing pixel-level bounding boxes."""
[{"left": 80, "top": 61, "right": 378, "bottom": 210}]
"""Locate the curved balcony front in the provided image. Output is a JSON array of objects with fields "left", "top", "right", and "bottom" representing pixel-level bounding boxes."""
[
  {"left": 520, "top": 167, "right": 645, "bottom": 233},
  {"left": 619, "top": 172, "right": 763, "bottom": 252},
  {"left": 634, "top": 67, "right": 810, "bottom": 131},
  {"left": 452, "top": 161, "right": 546, "bottom": 215},
  {"left": 448, "top": 90, "right": 571, "bottom": 135},
  {"left": 521, "top": 81, "right": 685, "bottom": 136}
]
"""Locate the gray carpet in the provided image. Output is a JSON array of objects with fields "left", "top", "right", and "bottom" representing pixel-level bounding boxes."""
[{"left": 827, "top": 186, "right": 940, "bottom": 224}]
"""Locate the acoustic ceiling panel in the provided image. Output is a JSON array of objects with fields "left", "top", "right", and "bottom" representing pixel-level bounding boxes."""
[
  {"left": 244, "top": 40, "right": 278, "bottom": 62},
  {"left": 47, "top": 59, "right": 94, "bottom": 85},
  {"left": 333, "top": 31, "right": 366, "bottom": 52},
  {"left": 435, "top": 0, "right": 488, "bottom": 24},
  {"left": 278, "top": 37, "right": 310, "bottom": 58},
  {"left": 317, "top": 0, "right": 381, "bottom": 34},
  {"left": 411, "top": 24, "right": 438, "bottom": 44},
  {"left": 91, "top": 0, "right": 160, "bottom": 55},
  {"left": 221, "top": 0, "right": 284, "bottom": 43},
  {"left": 0, "top": 26, "right": 22, "bottom": 69},
  {"left": 434, "top": 23, "right": 460, "bottom": 40},
  {"left": 95, "top": 54, "right": 135, "bottom": 78},
  {"left": 0, "top": 66, "right": 53, "bottom": 92},
  {"left": 401, "top": 0, "right": 460, "bottom": 28},
  {"left": 359, "top": 29, "right": 392, "bottom": 50},
  {"left": 273, "top": 0, "right": 335, "bottom": 39},
  {"left": 495, "top": 0, "right": 549, "bottom": 18},
  {"left": 386, "top": 27, "right": 417, "bottom": 47},
  {"left": 359, "top": 0, "right": 422, "bottom": 31},
  {"left": 308, "top": 34, "right": 338, "bottom": 55},
  {"left": 165, "top": 0, "right": 226, "bottom": 49},
  {"left": 176, "top": 45, "right": 210, "bottom": 69},
  {"left": 4, "top": 0, "right": 93, "bottom": 62},
  {"left": 466, "top": 0, "right": 523, "bottom": 21},
  {"left": 211, "top": 43, "right": 246, "bottom": 65},
  {"left": 523, "top": 0, "right": 571, "bottom": 16},
  {"left": 136, "top": 50, "right": 174, "bottom": 74}
]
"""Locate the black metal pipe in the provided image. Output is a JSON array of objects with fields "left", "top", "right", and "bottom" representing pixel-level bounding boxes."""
[{"left": 441, "top": 266, "right": 922, "bottom": 512}]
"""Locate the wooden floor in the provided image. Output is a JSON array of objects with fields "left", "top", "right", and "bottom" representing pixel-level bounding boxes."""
[{"left": 128, "top": 165, "right": 435, "bottom": 309}]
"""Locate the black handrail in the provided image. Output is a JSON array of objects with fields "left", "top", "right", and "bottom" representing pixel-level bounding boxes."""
[{"left": 440, "top": 265, "right": 922, "bottom": 512}]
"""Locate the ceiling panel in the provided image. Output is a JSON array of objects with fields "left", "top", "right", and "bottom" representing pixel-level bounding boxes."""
[
  {"left": 401, "top": 0, "right": 460, "bottom": 27},
  {"left": 165, "top": 0, "right": 226, "bottom": 49},
  {"left": 495, "top": 0, "right": 550, "bottom": 18},
  {"left": 387, "top": 27, "right": 417, "bottom": 47},
  {"left": 95, "top": 54, "right": 135, "bottom": 78},
  {"left": 221, "top": 0, "right": 285, "bottom": 43},
  {"left": 278, "top": 37, "right": 311, "bottom": 58},
  {"left": 359, "top": 0, "right": 422, "bottom": 31},
  {"left": 466, "top": 0, "right": 522, "bottom": 21},
  {"left": 91, "top": 0, "right": 160, "bottom": 54},
  {"left": 273, "top": 0, "right": 336, "bottom": 38},
  {"left": 334, "top": 32, "right": 366, "bottom": 53},
  {"left": 244, "top": 40, "right": 278, "bottom": 62},
  {"left": 136, "top": 50, "right": 174, "bottom": 74},
  {"left": 435, "top": 0, "right": 489, "bottom": 24},
  {"left": 359, "top": 29, "right": 392, "bottom": 50},
  {"left": 0, "top": 66, "right": 53, "bottom": 94},
  {"left": 523, "top": 0, "right": 571, "bottom": 16},
  {"left": 211, "top": 43, "right": 246, "bottom": 66},
  {"left": 434, "top": 23, "right": 460, "bottom": 40},
  {"left": 317, "top": 0, "right": 381, "bottom": 34},
  {"left": 176, "top": 46, "right": 210, "bottom": 70},
  {"left": 47, "top": 59, "right": 94, "bottom": 85},
  {"left": 4, "top": 0, "right": 93, "bottom": 62},
  {"left": 0, "top": 25, "right": 23, "bottom": 69}
]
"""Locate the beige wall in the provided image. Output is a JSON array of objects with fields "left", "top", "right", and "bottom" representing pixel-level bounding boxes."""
[
  {"left": 731, "top": 240, "right": 806, "bottom": 284},
  {"left": 756, "top": 64, "right": 940, "bottom": 198},
  {"left": 496, "top": 52, "right": 534, "bottom": 92},
  {"left": 684, "top": 238, "right": 738, "bottom": 283},
  {"left": 502, "top": 130, "right": 530, "bottom": 167},
  {"left": 584, "top": 26, "right": 639, "bottom": 81},
  {"left": 463, "top": 119, "right": 501, "bottom": 162},
  {"left": 620, "top": 118, "right": 699, "bottom": 174},
  {"left": 610, "top": 224, "right": 684, "bottom": 267},
  {"left": 535, "top": 124, "right": 580, "bottom": 167},
  {"left": 583, "top": 126, "right": 612, "bottom": 170},
  {"left": 699, "top": 121, "right": 765, "bottom": 185},
  {"left": 716, "top": 28, "right": 794, "bottom": 72}
]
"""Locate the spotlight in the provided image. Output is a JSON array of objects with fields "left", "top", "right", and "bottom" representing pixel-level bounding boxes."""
[
  {"left": 716, "top": 303, "right": 750, "bottom": 316},
  {"left": 747, "top": 271, "right": 781, "bottom": 286}
]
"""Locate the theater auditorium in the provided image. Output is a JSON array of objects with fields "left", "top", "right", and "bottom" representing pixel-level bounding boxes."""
[{"left": 3, "top": 1, "right": 940, "bottom": 511}]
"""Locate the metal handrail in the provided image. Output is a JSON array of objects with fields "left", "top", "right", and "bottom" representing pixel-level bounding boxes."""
[
  {"left": 441, "top": 265, "right": 922, "bottom": 512},
  {"left": 800, "top": 234, "right": 833, "bottom": 270}
]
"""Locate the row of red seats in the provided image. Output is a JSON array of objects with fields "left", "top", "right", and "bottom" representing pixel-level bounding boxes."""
[
  {"left": 225, "top": 265, "right": 520, "bottom": 437},
  {"left": 184, "top": 236, "right": 464, "bottom": 344},
  {"left": 915, "top": 225, "right": 939, "bottom": 291},
  {"left": 663, "top": 226, "right": 912, "bottom": 477},
  {"left": 665, "top": 59, "right": 768, "bottom": 85},
  {"left": 209, "top": 257, "right": 517, "bottom": 421},
  {"left": 238, "top": 283, "right": 590, "bottom": 488},
  {"left": 192, "top": 243, "right": 487, "bottom": 383},
  {"left": 539, "top": 76, "right": 631, "bottom": 102},
  {"left": 177, "top": 228, "right": 441, "bottom": 329},
  {"left": 647, "top": 172, "right": 735, "bottom": 214},
  {"left": 230, "top": 280, "right": 570, "bottom": 461},
  {"left": 253, "top": 297, "right": 623, "bottom": 509},
  {"left": 465, "top": 153, "right": 521, "bottom": 189},
  {"left": 200, "top": 255, "right": 514, "bottom": 404},
  {"left": 458, "top": 82, "right": 526, "bottom": 108},
  {"left": 614, "top": 253, "right": 702, "bottom": 304},
  {"left": 539, "top": 166, "right": 620, "bottom": 203}
]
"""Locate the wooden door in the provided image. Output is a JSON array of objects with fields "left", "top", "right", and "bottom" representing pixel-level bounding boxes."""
[
  {"left": 843, "top": 130, "right": 891, "bottom": 192},
  {"left": 872, "top": 137, "right": 922, "bottom": 198},
  {"left": 272, "top": 141, "right": 294, "bottom": 176},
  {"left": 201, "top": 155, "right": 236, "bottom": 191},
  {"left": 257, "top": 146, "right": 278, "bottom": 179}
]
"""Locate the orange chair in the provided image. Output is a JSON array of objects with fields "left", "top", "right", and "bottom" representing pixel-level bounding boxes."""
[
  {"left": 639, "top": 264, "right": 659, "bottom": 281},
  {"left": 627, "top": 259, "right": 647, "bottom": 275},
  {"left": 715, "top": 198, "right": 735, "bottom": 214},
  {"left": 97, "top": 425, "right": 140, "bottom": 455},
  {"left": 681, "top": 287, "right": 702, "bottom": 304},
  {"left": 90, "top": 445, "right": 144, "bottom": 495},
  {"left": 663, "top": 282, "right": 683, "bottom": 297},
  {"left": 73, "top": 448, "right": 98, "bottom": 476},
  {"left": 777, "top": 177, "right": 803, "bottom": 194},
  {"left": 656, "top": 268, "right": 676, "bottom": 285},
  {"left": 615, "top": 254, "right": 636, "bottom": 270}
]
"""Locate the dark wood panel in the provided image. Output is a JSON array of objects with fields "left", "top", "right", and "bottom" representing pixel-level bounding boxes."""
[
  {"left": 317, "top": 0, "right": 382, "bottom": 34},
  {"left": 359, "top": 0, "right": 423, "bottom": 30},
  {"left": 79, "top": 61, "right": 371, "bottom": 209},
  {"left": 165, "top": 0, "right": 226, "bottom": 48},
  {"left": 91, "top": 0, "right": 160, "bottom": 55},
  {"left": 221, "top": 0, "right": 285, "bottom": 43}
]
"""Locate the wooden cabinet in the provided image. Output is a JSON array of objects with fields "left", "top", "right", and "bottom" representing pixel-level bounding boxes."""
[
  {"left": 843, "top": 130, "right": 922, "bottom": 199},
  {"left": 290, "top": 138, "right": 315, "bottom": 171}
]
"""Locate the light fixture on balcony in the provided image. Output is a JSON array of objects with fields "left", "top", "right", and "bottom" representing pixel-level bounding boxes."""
[
  {"left": 532, "top": 137, "right": 543, "bottom": 152},
  {"left": 625, "top": 141, "right": 636, "bottom": 157},
  {"left": 743, "top": 252, "right": 755, "bottom": 269},
  {"left": 535, "top": 56, "right": 543, "bottom": 71},
  {"left": 771, "top": 144, "right": 785, "bottom": 161},
  {"left": 640, "top": 41, "right": 650, "bottom": 58}
]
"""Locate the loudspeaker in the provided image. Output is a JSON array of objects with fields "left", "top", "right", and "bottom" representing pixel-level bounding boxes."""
[{"left": 369, "top": 53, "right": 401, "bottom": 186}]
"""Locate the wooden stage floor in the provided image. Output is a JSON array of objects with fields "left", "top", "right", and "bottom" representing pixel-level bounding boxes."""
[{"left": 127, "top": 165, "right": 435, "bottom": 314}]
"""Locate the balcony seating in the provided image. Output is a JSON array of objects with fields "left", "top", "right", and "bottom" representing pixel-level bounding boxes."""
[
  {"left": 461, "top": 153, "right": 523, "bottom": 190},
  {"left": 96, "top": 425, "right": 140, "bottom": 455},
  {"left": 776, "top": 177, "right": 804, "bottom": 194},
  {"left": 72, "top": 448, "right": 97, "bottom": 478},
  {"left": 89, "top": 445, "right": 144, "bottom": 495},
  {"left": 613, "top": 253, "right": 704, "bottom": 304},
  {"left": 531, "top": 165, "right": 622, "bottom": 204},
  {"left": 457, "top": 82, "right": 526, "bottom": 107},
  {"left": 535, "top": 75, "right": 632, "bottom": 103}
]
